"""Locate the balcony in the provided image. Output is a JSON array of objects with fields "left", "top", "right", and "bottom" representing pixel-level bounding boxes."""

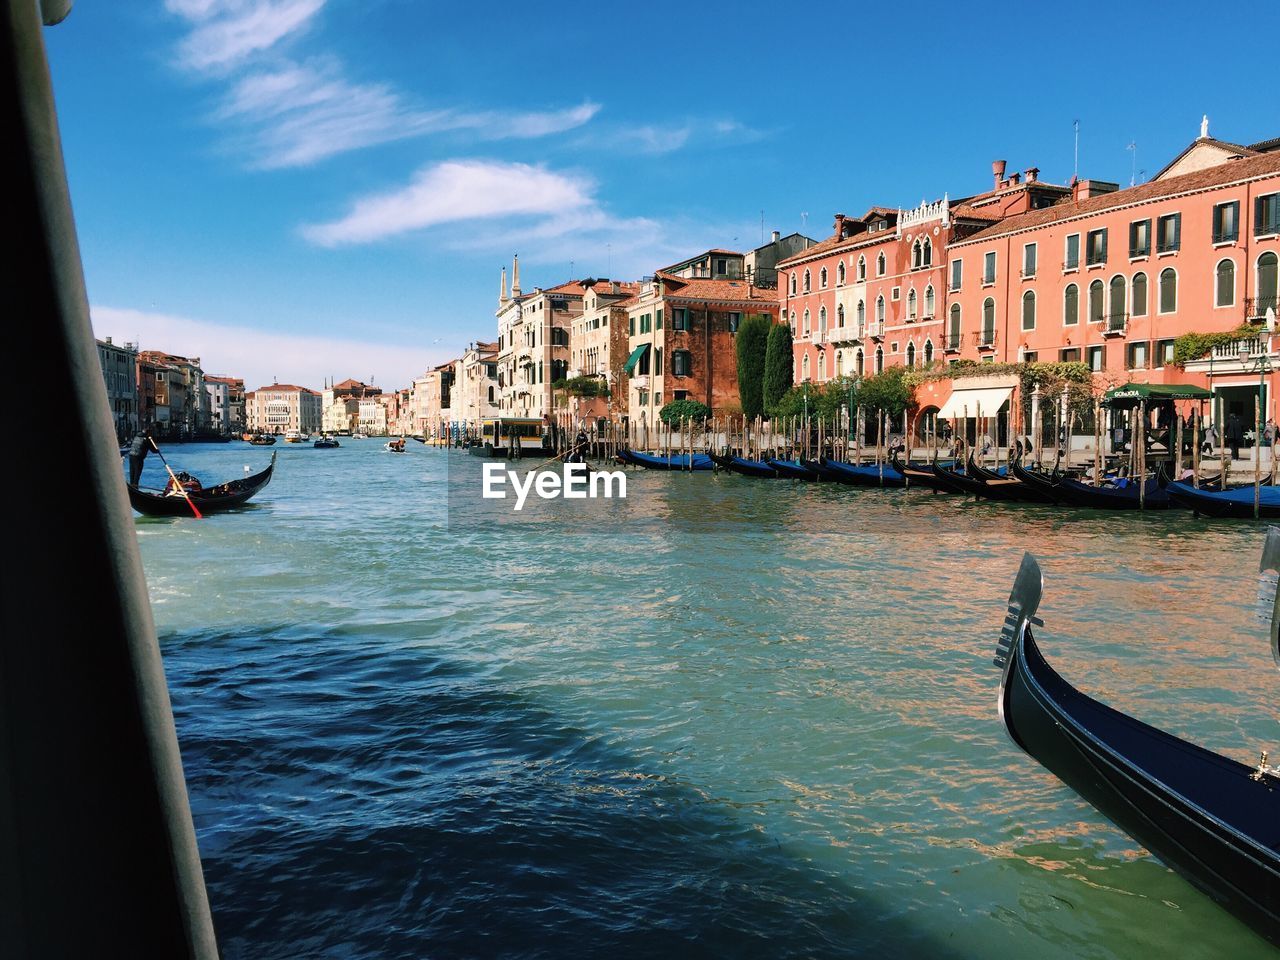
[
  {"left": 974, "top": 329, "right": 997, "bottom": 350},
  {"left": 867, "top": 321, "right": 886, "bottom": 339},
  {"left": 942, "top": 333, "right": 963, "bottom": 353},
  {"left": 1246, "top": 295, "right": 1278, "bottom": 320},
  {"left": 828, "top": 326, "right": 860, "bottom": 345},
  {"left": 1212, "top": 337, "right": 1264, "bottom": 360},
  {"left": 1102, "top": 312, "right": 1128, "bottom": 336}
]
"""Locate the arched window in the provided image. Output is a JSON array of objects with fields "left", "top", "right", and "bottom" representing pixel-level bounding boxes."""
[
  {"left": 818, "top": 352, "right": 826, "bottom": 380},
  {"left": 1063, "top": 283, "right": 1079, "bottom": 326},
  {"left": 948, "top": 303, "right": 961, "bottom": 348},
  {"left": 924, "top": 285, "right": 935, "bottom": 318},
  {"left": 803, "top": 308, "right": 811, "bottom": 336},
  {"left": 876, "top": 295, "right": 885, "bottom": 323},
  {"left": 803, "top": 269, "right": 812, "bottom": 293},
  {"left": 875, "top": 346, "right": 884, "bottom": 373},
  {"left": 789, "top": 310, "right": 796, "bottom": 334},
  {"left": 1021, "top": 290, "right": 1036, "bottom": 331},
  {"left": 1109, "top": 275, "right": 1126, "bottom": 327},
  {"left": 802, "top": 353, "right": 810, "bottom": 380},
  {"left": 877, "top": 252, "right": 886, "bottom": 276},
  {"left": 789, "top": 273, "right": 796, "bottom": 296},
  {"left": 1131, "top": 272, "right": 1148, "bottom": 317},
  {"left": 982, "top": 298, "right": 995, "bottom": 343},
  {"left": 857, "top": 256, "right": 866, "bottom": 281},
  {"left": 856, "top": 299, "right": 866, "bottom": 332},
  {"left": 922, "top": 237, "right": 932, "bottom": 267},
  {"left": 924, "top": 339, "right": 934, "bottom": 364},
  {"left": 488, "top": 386, "right": 495, "bottom": 403},
  {"left": 1159, "top": 268, "right": 1177, "bottom": 313},
  {"left": 1216, "top": 259, "right": 1235, "bottom": 307},
  {"left": 907, "top": 288, "right": 918, "bottom": 320},
  {"left": 912, "top": 240, "right": 922, "bottom": 269},
  {"left": 836, "top": 261, "right": 846, "bottom": 286},
  {"left": 837, "top": 303, "right": 845, "bottom": 328},
  {"left": 1088, "top": 279, "right": 1105, "bottom": 323},
  {"left": 1259, "top": 252, "right": 1279, "bottom": 311},
  {"left": 906, "top": 342, "right": 916, "bottom": 367},
  {"left": 856, "top": 349, "right": 865, "bottom": 376},
  {"left": 818, "top": 305, "right": 827, "bottom": 335},
  {"left": 836, "top": 351, "right": 844, "bottom": 376},
  {"left": 819, "top": 267, "right": 828, "bottom": 289}
]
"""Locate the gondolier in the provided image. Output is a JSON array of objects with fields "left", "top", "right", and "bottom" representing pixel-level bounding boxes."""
[{"left": 126, "top": 430, "right": 154, "bottom": 487}]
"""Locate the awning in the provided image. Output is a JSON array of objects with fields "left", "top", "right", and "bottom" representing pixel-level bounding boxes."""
[
  {"left": 1102, "top": 382, "right": 1212, "bottom": 408},
  {"left": 624, "top": 343, "right": 651, "bottom": 375},
  {"left": 937, "top": 385, "right": 1013, "bottom": 420}
]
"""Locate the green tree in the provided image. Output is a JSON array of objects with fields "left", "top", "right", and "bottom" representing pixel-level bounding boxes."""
[
  {"left": 763, "top": 321, "right": 794, "bottom": 414},
  {"left": 658, "top": 399, "right": 711, "bottom": 426},
  {"left": 734, "top": 314, "right": 771, "bottom": 419}
]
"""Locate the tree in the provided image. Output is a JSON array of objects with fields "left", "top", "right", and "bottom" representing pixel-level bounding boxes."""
[
  {"left": 734, "top": 314, "right": 770, "bottom": 419},
  {"left": 763, "top": 321, "right": 794, "bottom": 414},
  {"left": 658, "top": 399, "right": 710, "bottom": 426}
]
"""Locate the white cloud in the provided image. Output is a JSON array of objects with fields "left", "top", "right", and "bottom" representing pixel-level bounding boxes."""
[
  {"left": 301, "top": 159, "right": 596, "bottom": 246},
  {"left": 91, "top": 305, "right": 446, "bottom": 392},
  {"left": 168, "top": 0, "right": 325, "bottom": 72},
  {"left": 581, "top": 117, "right": 765, "bottom": 155}
]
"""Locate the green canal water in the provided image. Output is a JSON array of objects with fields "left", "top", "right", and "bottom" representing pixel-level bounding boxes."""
[{"left": 134, "top": 442, "right": 1278, "bottom": 959}]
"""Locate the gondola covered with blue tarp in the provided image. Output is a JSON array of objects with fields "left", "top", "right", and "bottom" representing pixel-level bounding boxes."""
[{"left": 1167, "top": 481, "right": 1280, "bottom": 518}]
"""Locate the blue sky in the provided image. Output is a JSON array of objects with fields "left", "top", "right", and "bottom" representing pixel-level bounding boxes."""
[{"left": 54, "top": 0, "right": 1278, "bottom": 390}]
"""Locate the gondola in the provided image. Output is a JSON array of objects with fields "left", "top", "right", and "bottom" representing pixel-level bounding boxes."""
[
  {"left": 993, "top": 553, "right": 1280, "bottom": 945},
  {"left": 1010, "top": 462, "right": 1069, "bottom": 502},
  {"left": 618, "top": 449, "right": 714, "bottom": 471},
  {"left": 127, "top": 452, "right": 276, "bottom": 517},
  {"left": 248, "top": 434, "right": 276, "bottom": 446},
  {"left": 1053, "top": 472, "right": 1177, "bottom": 510},
  {"left": 816, "top": 456, "right": 907, "bottom": 488},
  {"left": 968, "top": 460, "right": 1055, "bottom": 504},
  {"left": 766, "top": 458, "right": 820, "bottom": 481},
  {"left": 1166, "top": 481, "right": 1280, "bottom": 519},
  {"left": 891, "top": 458, "right": 955, "bottom": 493},
  {"left": 1262, "top": 527, "right": 1280, "bottom": 671},
  {"left": 930, "top": 460, "right": 991, "bottom": 497},
  {"left": 709, "top": 452, "right": 777, "bottom": 478}
]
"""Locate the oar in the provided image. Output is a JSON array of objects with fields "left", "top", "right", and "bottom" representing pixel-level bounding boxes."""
[{"left": 150, "top": 440, "right": 203, "bottom": 519}]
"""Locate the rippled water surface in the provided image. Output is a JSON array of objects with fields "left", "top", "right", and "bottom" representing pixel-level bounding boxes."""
[{"left": 134, "top": 442, "right": 1278, "bottom": 959}]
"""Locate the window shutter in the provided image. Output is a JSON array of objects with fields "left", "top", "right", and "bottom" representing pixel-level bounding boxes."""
[
  {"left": 656, "top": 308, "right": 663, "bottom": 329},
  {"left": 1099, "top": 229, "right": 1107, "bottom": 261},
  {"left": 1173, "top": 215, "right": 1181, "bottom": 250},
  {"left": 1257, "top": 196, "right": 1266, "bottom": 234}
]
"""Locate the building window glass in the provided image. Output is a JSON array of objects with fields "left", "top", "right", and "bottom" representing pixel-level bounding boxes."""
[
  {"left": 1257, "top": 194, "right": 1280, "bottom": 236},
  {"left": 983, "top": 251, "right": 996, "bottom": 284},
  {"left": 1131, "top": 272, "right": 1148, "bottom": 317},
  {"left": 1129, "top": 219, "right": 1151, "bottom": 258},
  {"left": 836, "top": 351, "right": 844, "bottom": 377},
  {"left": 981, "top": 298, "right": 995, "bottom": 344},
  {"left": 1127, "top": 341, "right": 1149, "bottom": 370},
  {"left": 877, "top": 252, "right": 886, "bottom": 276},
  {"left": 818, "top": 352, "right": 826, "bottom": 380},
  {"left": 875, "top": 346, "right": 884, "bottom": 373},
  {"left": 672, "top": 350, "right": 691, "bottom": 377},
  {"left": 922, "top": 238, "right": 932, "bottom": 267},
  {"left": 1060, "top": 347, "right": 1081, "bottom": 363},
  {"left": 836, "top": 262, "right": 845, "bottom": 286},
  {"left": 1086, "top": 228, "right": 1108, "bottom": 265},
  {"left": 803, "top": 309, "right": 811, "bottom": 336},
  {"left": 856, "top": 350, "right": 864, "bottom": 376},
  {"left": 948, "top": 303, "right": 961, "bottom": 349},
  {"left": 876, "top": 296, "right": 885, "bottom": 323},
  {"left": 1023, "top": 242, "right": 1037, "bottom": 277},
  {"left": 820, "top": 267, "right": 828, "bottom": 289},
  {"left": 1087, "top": 345, "right": 1105, "bottom": 371},
  {"left": 924, "top": 285, "right": 935, "bottom": 318},
  {"left": 950, "top": 259, "right": 962, "bottom": 291},
  {"left": 906, "top": 342, "right": 916, "bottom": 367},
  {"left": 802, "top": 353, "right": 810, "bottom": 380},
  {"left": 789, "top": 273, "right": 796, "bottom": 295},
  {"left": 803, "top": 270, "right": 811, "bottom": 292},
  {"left": 1109, "top": 275, "right": 1127, "bottom": 330},
  {"left": 1063, "top": 283, "right": 1079, "bottom": 326},
  {"left": 1159, "top": 268, "right": 1177, "bottom": 313},
  {"left": 857, "top": 256, "right": 866, "bottom": 281},
  {"left": 1213, "top": 201, "right": 1239, "bottom": 243},
  {"left": 1216, "top": 259, "right": 1235, "bottom": 306},
  {"left": 819, "top": 305, "right": 828, "bottom": 335},
  {"left": 907, "top": 289, "right": 917, "bottom": 320},
  {"left": 1021, "top": 290, "right": 1036, "bottom": 331},
  {"left": 924, "top": 339, "right": 934, "bottom": 364},
  {"left": 1156, "top": 213, "right": 1181, "bottom": 254},
  {"left": 1258, "top": 252, "right": 1278, "bottom": 314},
  {"left": 856, "top": 300, "right": 865, "bottom": 332},
  {"left": 1088, "top": 280, "right": 1105, "bottom": 323},
  {"left": 1064, "top": 233, "right": 1080, "bottom": 270},
  {"left": 837, "top": 304, "right": 845, "bottom": 328},
  {"left": 1156, "top": 339, "right": 1175, "bottom": 368}
]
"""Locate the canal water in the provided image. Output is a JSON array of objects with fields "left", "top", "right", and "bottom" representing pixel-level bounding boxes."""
[{"left": 134, "top": 442, "right": 1277, "bottom": 960}]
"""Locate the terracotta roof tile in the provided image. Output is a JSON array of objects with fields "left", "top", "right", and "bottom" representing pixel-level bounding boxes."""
[
  {"left": 955, "top": 151, "right": 1280, "bottom": 246},
  {"left": 656, "top": 274, "right": 778, "bottom": 305}
]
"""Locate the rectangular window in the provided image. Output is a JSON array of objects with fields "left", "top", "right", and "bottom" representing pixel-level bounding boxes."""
[
  {"left": 1022, "top": 243, "right": 1037, "bottom": 277},
  {"left": 950, "top": 259, "right": 962, "bottom": 291},
  {"left": 1127, "top": 341, "right": 1149, "bottom": 370},
  {"left": 1059, "top": 347, "right": 1081, "bottom": 363},
  {"left": 1212, "top": 201, "right": 1239, "bottom": 243},
  {"left": 1064, "top": 233, "right": 1080, "bottom": 270},
  {"left": 1023, "top": 351, "right": 1038, "bottom": 363},
  {"left": 638, "top": 390, "right": 648, "bottom": 407},
  {"left": 983, "top": 251, "right": 997, "bottom": 284},
  {"left": 1156, "top": 213, "right": 1181, "bottom": 253},
  {"left": 629, "top": 316, "right": 635, "bottom": 335},
  {"left": 891, "top": 287, "right": 900, "bottom": 301},
  {"left": 673, "top": 308, "right": 689, "bottom": 331},
  {"left": 1086, "top": 228, "right": 1108, "bottom": 265},
  {"left": 1155, "top": 339, "right": 1175, "bottom": 368},
  {"left": 1087, "top": 345, "right": 1105, "bottom": 372},
  {"left": 654, "top": 348, "right": 662, "bottom": 375},
  {"left": 673, "top": 390, "right": 688, "bottom": 401},
  {"left": 728, "top": 312, "right": 741, "bottom": 333},
  {"left": 1129, "top": 219, "right": 1150, "bottom": 258},
  {"left": 1257, "top": 193, "right": 1280, "bottom": 236},
  {"left": 656, "top": 308, "right": 663, "bottom": 329}
]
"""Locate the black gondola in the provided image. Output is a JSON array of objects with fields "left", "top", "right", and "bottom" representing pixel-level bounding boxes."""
[
  {"left": 1167, "top": 481, "right": 1280, "bottom": 519},
  {"left": 993, "top": 553, "right": 1280, "bottom": 945},
  {"left": 968, "top": 459, "right": 1055, "bottom": 504},
  {"left": 891, "top": 458, "right": 955, "bottom": 493},
  {"left": 127, "top": 453, "right": 276, "bottom": 516},
  {"left": 1053, "top": 472, "right": 1177, "bottom": 510},
  {"left": 1010, "top": 462, "right": 1068, "bottom": 502},
  {"left": 709, "top": 452, "right": 778, "bottom": 478},
  {"left": 930, "top": 459, "right": 990, "bottom": 497}
]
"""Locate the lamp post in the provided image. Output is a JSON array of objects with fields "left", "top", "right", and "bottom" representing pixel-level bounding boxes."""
[{"left": 1241, "top": 339, "right": 1275, "bottom": 518}]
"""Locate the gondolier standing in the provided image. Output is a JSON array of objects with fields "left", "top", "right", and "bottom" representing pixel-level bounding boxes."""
[{"left": 127, "top": 430, "right": 154, "bottom": 487}]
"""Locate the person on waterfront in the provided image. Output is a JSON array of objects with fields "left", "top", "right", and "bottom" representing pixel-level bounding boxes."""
[
  {"left": 127, "top": 430, "right": 154, "bottom": 487},
  {"left": 1225, "top": 413, "right": 1244, "bottom": 461},
  {"left": 1264, "top": 419, "right": 1276, "bottom": 448}
]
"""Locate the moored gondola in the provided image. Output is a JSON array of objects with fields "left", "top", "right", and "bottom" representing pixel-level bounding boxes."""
[
  {"left": 709, "top": 452, "right": 778, "bottom": 478},
  {"left": 1053, "top": 472, "right": 1177, "bottom": 510},
  {"left": 891, "top": 458, "right": 955, "bottom": 493},
  {"left": 993, "top": 553, "right": 1280, "bottom": 945},
  {"left": 766, "top": 457, "right": 820, "bottom": 481},
  {"left": 1010, "top": 462, "right": 1068, "bottom": 502},
  {"left": 619, "top": 449, "right": 714, "bottom": 471},
  {"left": 930, "top": 459, "right": 989, "bottom": 497},
  {"left": 127, "top": 452, "right": 276, "bottom": 516},
  {"left": 969, "top": 460, "right": 1055, "bottom": 504},
  {"left": 817, "top": 456, "right": 907, "bottom": 488},
  {"left": 1167, "top": 481, "right": 1280, "bottom": 519}
]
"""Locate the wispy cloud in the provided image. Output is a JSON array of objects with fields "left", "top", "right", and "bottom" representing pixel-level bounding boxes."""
[
  {"left": 167, "top": 0, "right": 324, "bottom": 72},
  {"left": 166, "top": 1, "right": 601, "bottom": 167},
  {"left": 92, "top": 304, "right": 445, "bottom": 391},
  {"left": 582, "top": 117, "right": 766, "bottom": 155},
  {"left": 301, "top": 159, "right": 596, "bottom": 246}
]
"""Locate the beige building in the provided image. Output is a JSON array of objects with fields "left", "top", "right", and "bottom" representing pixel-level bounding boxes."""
[
  {"left": 246, "top": 383, "right": 322, "bottom": 434},
  {"left": 414, "top": 361, "right": 456, "bottom": 439},
  {"left": 568, "top": 279, "right": 640, "bottom": 421},
  {"left": 495, "top": 255, "right": 582, "bottom": 420},
  {"left": 453, "top": 341, "right": 500, "bottom": 433}
]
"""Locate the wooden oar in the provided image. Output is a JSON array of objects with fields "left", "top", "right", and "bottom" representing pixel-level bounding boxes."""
[{"left": 150, "top": 441, "right": 202, "bottom": 519}]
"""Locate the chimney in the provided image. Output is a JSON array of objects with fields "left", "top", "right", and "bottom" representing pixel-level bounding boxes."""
[
  {"left": 771, "top": 230, "right": 780, "bottom": 242},
  {"left": 610, "top": 281, "right": 619, "bottom": 294},
  {"left": 1025, "top": 167, "right": 1039, "bottom": 183},
  {"left": 105, "top": 336, "right": 112, "bottom": 344},
  {"left": 833, "top": 213, "right": 846, "bottom": 238},
  {"left": 992, "top": 159, "right": 1007, "bottom": 189},
  {"left": 1009, "top": 172, "right": 1021, "bottom": 186}
]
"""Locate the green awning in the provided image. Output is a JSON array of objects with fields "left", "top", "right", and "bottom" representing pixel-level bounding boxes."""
[
  {"left": 624, "top": 343, "right": 651, "bottom": 375},
  {"left": 1102, "top": 382, "right": 1212, "bottom": 408}
]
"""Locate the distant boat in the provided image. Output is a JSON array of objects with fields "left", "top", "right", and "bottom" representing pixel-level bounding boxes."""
[
  {"left": 313, "top": 436, "right": 340, "bottom": 449},
  {"left": 283, "top": 430, "right": 310, "bottom": 443},
  {"left": 385, "top": 438, "right": 407, "bottom": 453},
  {"left": 127, "top": 453, "right": 276, "bottom": 517},
  {"left": 248, "top": 434, "right": 276, "bottom": 446},
  {"left": 993, "top": 552, "right": 1280, "bottom": 946},
  {"left": 351, "top": 432, "right": 369, "bottom": 440}
]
